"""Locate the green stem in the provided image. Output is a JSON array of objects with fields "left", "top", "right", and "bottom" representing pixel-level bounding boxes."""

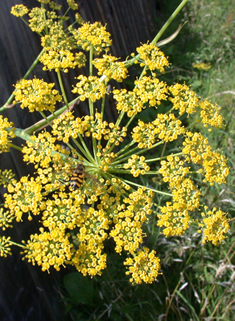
[
  {"left": 57, "top": 70, "right": 69, "bottom": 110},
  {"left": 77, "top": 133, "right": 96, "bottom": 164},
  {"left": 124, "top": 0, "right": 188, "bottom": 68},
  {"left": 0, "top": 48, "right": 45, "bottom": 112},
  {"left": 123, "top": 178, "right": 172, "bottom": 197},
  {"left": 88, "top": 47, "right": 95, "bottom": 116},
  {"left": 14, "top": 128, "right": 76, "bottom": 163},
  {"left": 72, "top": 137, "right": 95, "bottom": 164},
  {"left": 9, "top": 143, "right": 22, "bottom": 151},
  {"left": 39, "top": 111, "right": 53, "bottom": 128},
  {"left": 63, "top": 7, "right": 70, "bottom": 18},
  {"left": 115, "top": 110, "right": 125, "bottom": 128},
  {"left": 116, "top": 140, "right": 136, "bottom": 156},
  {"left": 65, "top": 141, "right": 85, "bottom": 161},
  {"left": 107, "top": 168, "right": 132, "bottom": 175},
  {"left": 24, "top": 98, "right": 79, "bottom": 134},
  {"left": 9, "top": 240, "right": 26, "bottom": 249},
  {"left": 145, "top": 152, "right": 183, "bottom": 163},
  {"left": 20, "top": 17, "right": 30, "bottom": 29},
  {"left": 125, "top": 114, "right": 136, "bottom": 129},
  {"left": 102, "top": 172, "right": 133, "bottom": 196},
  {"left": 111, "top": 145, "right": 140, "bottom": 165},
  {"left": 42, "top": 3, "right": 49, "bottom": 35},
  {"left": 89, "top": 46, "right": 93, "bottom": 76},
  {"left": 100, "top": 94, "right": 106, "bottom": 120},
  {"left": 112, "top": 141, "right": 164, "bottom": 166},
  {"left": 151, "top": 0, "right": 188, "bottom": 46}
]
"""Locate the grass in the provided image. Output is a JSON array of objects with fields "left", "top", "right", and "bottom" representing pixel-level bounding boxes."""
[{"left": 61, "top": 0, "right": 235, "bottom": 319}]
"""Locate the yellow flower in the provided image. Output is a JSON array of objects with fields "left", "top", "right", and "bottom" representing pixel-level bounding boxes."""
[
  {"left": 0, "top": 208, "right": 14, "bottom": 231},
  {"left": 52, "top": 111, "right": 77, "bottom": 143},
  {"left": 22, "top": 227, "right": 73, "bottom": 271},
  {"left": 0, "top": 169, "right": 15, "bottom": 187},
  {"left": 198, "top": 208, "right": 229, "bottom": 245},
  {"left": 113, "top": 89, "right": 144, "bottom": 117},
  {"left": 0, "top": 236, "right": 12, "bottom": 257},
  {"left": 72, "top": 244, "right": 107, "bottom": 277},
  {"left": 14, "top": 78, "right": 62, "bottom": 113},
  {"left": 93, "top": 55, "right": 128, "bottom": 82},
  {"left": 124, "top": 155, "right": 150, "bottom": 177},
  {"left": 157, "top": 202, "right": 190, "bottom": 237},
  {"left": 124, "top": 247, "right": 161, "bottom": 284},
  {"left": 199, "top": 100, "right": 223, "bottom": 129},
  {"left": 67, "top": 0, "right": 79, "bottom": 11},
  {"left": 136, "top": 43, "right": 169, "bottom": 73},
  {"left": 193, "top": 62, "right": 212, "bottom": 70},
  {"left": 202, "top": 150, "right": 229, "bottom": 185},
  {"left": 159, "top": 155, "right": 190, "bottom": 187},
  {"left": 73, "top": 22, "right": 112, "bottom": 54},
  {"left": 41, "top": 192, "right": 83, "bottom": 230},
  {"left": 0, "top": 116, "right": 15, "bottom": 153},
  {"left": 28, "top": 7, "right": 47, "bottom": 33},
  {"left": 132, "top": 114, "right": 185, "bottom": 148},
  {"left": 134, "top": 76, "right": 168, "bottom": 106},
  {"left": 182, "top": 131, "right": 211, "bottom": 164},
  {"left": 4, "top": 176, "right": 43, "bottom": 222},
  {"left": 11, "top": 4, "right": 29, "bottom": 17},
  {"left": 169, "top": 83, "right": 199, "bottom": 115},
  {"left": 72, "top": 75, "right": 107, "bottom": 102}
]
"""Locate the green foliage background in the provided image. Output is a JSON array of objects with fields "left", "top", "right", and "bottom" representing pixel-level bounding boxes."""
[{"left": 61, "top": 0, "right": 235, "bottom": 320}]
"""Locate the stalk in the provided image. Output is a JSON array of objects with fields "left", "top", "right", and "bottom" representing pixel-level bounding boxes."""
[
  {"left": 123, "top": 178, "right": 172, "bottom": 197},
  {"left": 57, "top": 70, "right": 69, "bottom": 111},
  {"left": 0, "top": 48, "right": 45, "bottom": 112},
  {"left": 124, "top": 0, "right": 188, "bottom": 68},
  {"left": 24, "top": 97, "right": 79, "bottom": 134}
]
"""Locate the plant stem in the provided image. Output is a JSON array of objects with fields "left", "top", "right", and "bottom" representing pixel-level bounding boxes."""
[
  {"left": 0, "top": 48, "right": 45, "bottom": 112},
  {"left": 123, "top": 178, "right": 172, "bottom": 197},
  {"left": 151, "top": 0, "right": 188, "bottom": 46},
  {"left": 24, "top": 98, "right": 79, "bottom": 134},
  {"left": 57, "top": 70, "right": 69, "bottom": 110},
  {"left": 14, "top": 128, "right": 76, "bottom": 163},
  {"left": 9, "top": 143, "right": 22, "bottom": 151},
  {"left": 145, "top": 152, "right": 184, "bottom": 163},
  {"left": 72, "top": 137, "right": 95, "bottom": 164},
  {"left": 124, "top": 0, "right": 188, "bottom": 68},
  {"left": 9, "top": 240, "right": 26, "bottom": 249},
  {"left": 39, "top": 111, "right": 54, "bottom": 128}
]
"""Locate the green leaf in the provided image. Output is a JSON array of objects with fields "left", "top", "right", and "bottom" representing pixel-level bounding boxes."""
[
  {"left": 63, "top": 272, "right": 98, "bottom": 306},
  {"left": 191, "top": 80, "right": 202, "bottom": 89}
]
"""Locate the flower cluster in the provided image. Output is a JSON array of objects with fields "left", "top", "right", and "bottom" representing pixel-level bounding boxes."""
[
  {"left": 0, "top": 208, "right": 14, "bottom": 231},
  {"left": 93, "top": 55, "right": 128, "bottom": 82},
  {"left": 123, "top": 155, "right": 150, "bottom": 177},
  {"left": 198, "top": 207, "right": 229, "bottom": 245},
  {"left": 193, "top": 62, "right": 212, "bottom": 70},
  {"left": 14, "top": 78, "right": 62, "bottom": 113},
  {"left": 182, "top": 132, "right": 229, "bottom": 185},
  {"left": 124, "top": 248, "right": 161, "bottom": 284},
  {"left": 4, "top": 176, "right": 43, "bottom": 222},
  {"left": 0, "top": 236, "right": 12, "bottom": 257},
  {"left": 136, "top": 43, "right": 170, "bottom": 73},
  {"left": 11, "top": 4, "right": 29, "bottom": 17},
  {"left": 72, "top": 22, "right": 112, "bottom": 54},
  {"left": 132, "top": 113, "right": 185, "bottom": 149},
  {"left": 169, "top": 84, "right": 223, "bottom": 131},
  {"left": 0, "top": 1, "right": 230, "bottom": 285},
  {"left": 22, "top": 227, "right": 73, "bottom": 271},
  {"left": 0, "top": 116, "right": 15, "bottom": 153},
  {"left": 72, "top": 76, "right": 107, "bottom": 102},
  {"left": 0, "top": 169, "right": 15, "bottom": 188}
]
